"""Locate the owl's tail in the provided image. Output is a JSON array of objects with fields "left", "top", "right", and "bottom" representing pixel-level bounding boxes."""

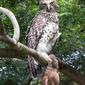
[
  {"left": 25, "top": 56, "right": 39, "bottom": 84},
  {"left": 27, "top": 56, "right": 38, "bottom": 77}
]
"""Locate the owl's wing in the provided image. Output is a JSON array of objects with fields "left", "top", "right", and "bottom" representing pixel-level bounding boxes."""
[
  {"left": 26, "top": 14, "right": 47, "bottom": 78},
  {"left": 26, "top": 14, "right": 47, "bottom": 49}
]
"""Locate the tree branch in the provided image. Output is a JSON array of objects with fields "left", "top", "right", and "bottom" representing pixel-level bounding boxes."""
[
  {"left": 58, "top": 58, "right": 85, "bottom": 85},
  {"left": 0, "top": 7, "right": 20, "bottom": 42},
  {"left": 0, "top": 35, "right": 52, "bottom": 65}
]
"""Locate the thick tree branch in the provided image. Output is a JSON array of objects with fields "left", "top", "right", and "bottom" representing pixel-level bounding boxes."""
[{"left": 0, "top": 35, "right": 52, "bottom": 65}]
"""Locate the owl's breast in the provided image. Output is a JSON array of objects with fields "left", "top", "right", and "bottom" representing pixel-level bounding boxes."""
[
  {"left": 32, "top": 15, "right": 47, "bottom": 29},
  {"left": 36, "top": 21, "right": 59, "bottom": 53}
]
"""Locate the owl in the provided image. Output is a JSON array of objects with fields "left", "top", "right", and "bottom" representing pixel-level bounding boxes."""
[{"left": 26, "top": 0, "right": 61, "bottom": 79}]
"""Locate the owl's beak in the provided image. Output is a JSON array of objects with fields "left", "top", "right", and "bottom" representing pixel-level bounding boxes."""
[{"left": 47, "top": 4, "right": 51, "bottom": 12}]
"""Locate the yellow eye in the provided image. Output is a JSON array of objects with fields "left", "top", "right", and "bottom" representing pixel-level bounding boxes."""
[
  {"left": 51, "top": 2, "right": 54, "bottom": 5},
  {"left": 42, "top": 3, "right": 46, "bottom": 7}
]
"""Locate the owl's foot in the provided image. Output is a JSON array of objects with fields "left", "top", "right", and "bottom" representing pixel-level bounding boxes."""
[{"left": 38, "top": 52, "right": 52, "bottom": 63}]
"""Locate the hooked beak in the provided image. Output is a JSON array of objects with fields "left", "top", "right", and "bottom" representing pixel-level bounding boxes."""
[{"left": 47, "top": 4, "right": 51, "bottom": 12}]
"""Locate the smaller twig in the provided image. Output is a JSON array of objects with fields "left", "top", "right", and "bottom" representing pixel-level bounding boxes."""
[
  {"left": 0, "top": 35, "right": 16, "bottom": 45},
  {"left": 0, "top": 7, "right": 20, "bottom": 42}
]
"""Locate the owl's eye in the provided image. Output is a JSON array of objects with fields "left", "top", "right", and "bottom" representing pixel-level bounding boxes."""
[
  {"left": 50, "top": 2, "right": 54, "bottom": 5},
  {"left": 42, "top": 3, "right": 46, "bottom": 7}
]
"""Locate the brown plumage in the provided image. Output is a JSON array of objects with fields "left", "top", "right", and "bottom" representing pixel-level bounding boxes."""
[{"left": 26, "top": 0, "right": 61, "bottom": 80}]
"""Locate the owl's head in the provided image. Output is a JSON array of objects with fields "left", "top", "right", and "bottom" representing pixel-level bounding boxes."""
[{"left": 38, "top": 0, "right": 57, "bottom": 12}]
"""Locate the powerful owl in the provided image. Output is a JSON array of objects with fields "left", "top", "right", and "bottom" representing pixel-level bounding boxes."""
[{"left": 26, "top": 0, "right": 61, "bottom": 79}]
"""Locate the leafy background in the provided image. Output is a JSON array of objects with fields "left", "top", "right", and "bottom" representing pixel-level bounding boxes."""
[{"left": 0, "top": 0, "right": 85, "bottom": 85}]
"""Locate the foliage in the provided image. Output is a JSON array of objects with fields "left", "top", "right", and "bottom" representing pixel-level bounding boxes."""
[
  {"left": 53, "top": 0, "right": 85, "bottom": 71},
  {"left": 0, "top": 58, "right": 28, "bottom": 85},
  {"left": 0, "top": 0, "right": 85, "bottom": 85}
]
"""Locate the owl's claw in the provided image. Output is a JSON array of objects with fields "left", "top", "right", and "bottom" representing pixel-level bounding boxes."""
[{"left": 38, "top": 52, "right": 52, "bottom": 63}]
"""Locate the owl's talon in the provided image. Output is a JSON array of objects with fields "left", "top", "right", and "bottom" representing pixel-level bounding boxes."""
[{"left": 39, "top": 52, "right": 52, "bottom": 63}]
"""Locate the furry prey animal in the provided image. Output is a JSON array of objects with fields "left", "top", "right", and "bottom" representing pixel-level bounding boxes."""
[{"left": 41, "top": 54, "right": 59, "bottom": 85}]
